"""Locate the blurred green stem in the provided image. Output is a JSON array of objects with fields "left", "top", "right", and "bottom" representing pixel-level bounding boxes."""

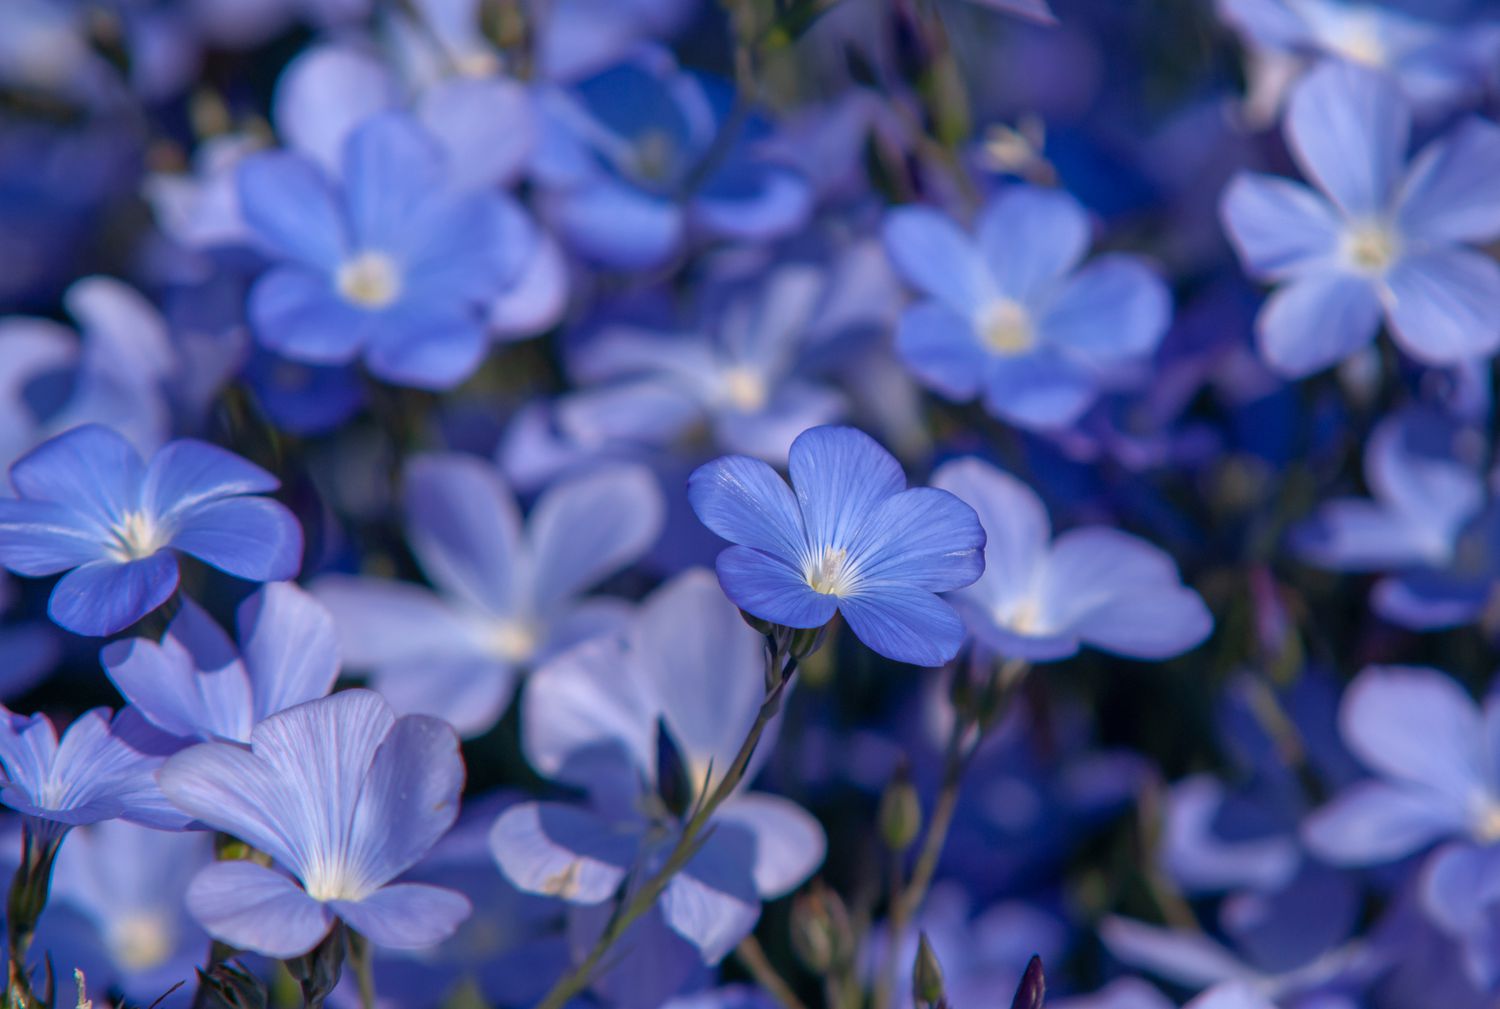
[{"left": 5, "top": 823, "right": 63, "bottom": 1009}]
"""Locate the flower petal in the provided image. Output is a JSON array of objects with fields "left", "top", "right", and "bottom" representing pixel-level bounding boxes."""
[
  {"left": 981, "top": 351, "right": 1097, "bottom": 429},
  {"left": 50, "top": 555, "right": 180, "bottom": 637},
  {"left": 714, "top": 793, "right": 826, "bottom": 899},
  {"left": 272, "top": 45, "right": 398, "bottom": 177},
  {"left": 1396, "top": 117, "right": 1500, "bottom": 246},
  {"left": 248, "top": 267, "right": 369, "bottom": 365},
  {"left": 489, "top": 802, "right": 635, "bottom": 904},
  {"left": 171, "top": 497, "right": 303, "bottom": 582},
  {"left": 527, "top": 464, "right": 664, "bottom": 610},
  {"left": 977, "top": 185, "right": 1090, "bottom": 301},
  {"left": 1383, "top": 247, "right": 1500, "bottom": 364},
  {"left": 846, "top": 487, "right": 985, "bottom": 593},
  {"left": 330, "top": 883, "right": 471, "bottom": 950},
  {"left": 688, "top": 454, "right": 806, "bottom": 560},
  {"left": 238, "top": 583, "right": 339, "bottom": 723},
  {"left": 1340, "top": 665, "right": 1486, "bottom": 800},
  {"left": 1040, "top": 255, "right": 1170, "bottom": 363},
  {"left": 1303, "top": 780, "right": 1467, "bottom": 865},
  {"left": 1220, "top": 173, "right": 1342, "bottom": 280},
  {"left": 838, "top": 586, "right": 966, "bottom": 667},
  {"left": 10, "top": 424, "right": 143, "bottom": 528},
  {"left": 660, "top": 829, "right": 761, "bottom": 963},
  {"left": 237, "top": 152, "right": 346, "bottom": 270},
  {"left": 1254, "top": 271, "right": 1381, "bottom": 377},
  {"left": 1285, "top": 61, "right": 1408, "bottom": 217},
  {"left": 143, "top": 440, "right": 279, "bottom": 520},
  {"left": 894, "top": 301, "right": 988, "bottom": 402},
  {"left": 0, "top": 499, "right": 108, "bottom": 576},
  {"left": 715, "top": 546, "right": 838, "bottom": 630},
  {"left": 788, "top": 426, "right": 906, "bottom": 552},
  {"left": 403, "top": 453, "right": 522, "bottom": 618},
  {"left": 883, "top": 206, "right": 990, "bottom": 315},
  {"left": 186, "top": 860, "right": 332, "bottom": 958},
  {"left": 345, "top": 714, "right": 463, "bottom": 887}
]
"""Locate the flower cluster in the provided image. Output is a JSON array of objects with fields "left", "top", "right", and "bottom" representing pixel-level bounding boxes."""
[{"left": 2, "top": 0, "right": 1500, "bottom": 1007}]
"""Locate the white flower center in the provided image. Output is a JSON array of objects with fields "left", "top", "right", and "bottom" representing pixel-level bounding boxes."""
[
  {"left": 628, "top": 129, "right": 678, "bottom": 186},
  {"left": 1473, "top": 803, "right": 1500, "bottom": 844},
  {"left": 109, "top": 511, "right": 168, "bottom": 562},
  {"left": 978, "top": 299, "right": 1036, "bottom": 356},
  {"left": 720, "top": 366, "right": 769, "bottom": 412},
  {"left": 336, "top": 251, "right": 402, "bottom": 309},
  {"left": 1328, "top": 16, "right": 1388, "bottom": 67},
  {"left": 486, "top": 618, "right": 539, "bottom": 663},
  {"left": 1341, "top": 221, "right": 1400, "bottom": 275},
  {"left": 805, "top": 547, "right": 859, "bottom": 597},
  {"left": 107, "top": 911, "right": 175, "bottom": 971}
]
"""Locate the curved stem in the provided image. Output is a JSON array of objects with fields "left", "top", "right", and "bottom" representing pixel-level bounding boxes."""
[{"left": 735, "top": 934, "right": 809, "bottom": 1009}]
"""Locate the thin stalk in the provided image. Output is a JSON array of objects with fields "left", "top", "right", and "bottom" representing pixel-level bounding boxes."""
[
  {"left": 346, "top": 930, "right": 377, "bottom": 1009},
  {"left": 6, "top": 822, "right": 64, "bottom": 1009},
  {"left": 735, "top": 934, "right": 809, "bottom": 1009}
]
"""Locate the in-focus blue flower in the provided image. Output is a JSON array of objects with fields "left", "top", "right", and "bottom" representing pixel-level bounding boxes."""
[
  {"left": 1294, "top": 410, "right": 1498, "bottom": 631},
  {"left": 884, "top": 185, "right": 1171, "bottom": 429},
  {"left": 158, "top": 689, "right": 470, "bottom": 958},
  {"left": 1222, "top": 61, "right": 1500, "bottom": 376},
  {"left": 238, "top": 112, "right": 533, "bottom": 389},
  {"left": 1302, "top": 665, "right": 1500, "bottom": 989},
  {"left": 689, "top": 425, "right": 985, "bottom": 667},
  {"left": 534, "top": 48, "right": 811, "bottom": 269},
  {"left": 930, "top": 457, "right": 1210, "bottom": 661},
  {"left": 102, "top": 582, "right": 338, "bottom": 744},
  {"left": 490, "top": 571, "right": 825, "bottom": 988},
  {"left": 0, "top": 424, "right": 302, "bottom": 637},
  {"left": 315, "top": 454, "right": 663, "bottom": 737}
]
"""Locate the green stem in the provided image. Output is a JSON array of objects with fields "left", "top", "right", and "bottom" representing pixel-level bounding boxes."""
[
  {"left": 6, "top": 822, "right": 64, "bottom": 1009},
  {"left": 735, "top": 934, "right": 809, "bottom": 1009},
  {"left": 346, "top": 930, "right": 376, "bottom": 1009},
  {"left": 531, "top": 635, "right": 799, "bottom": 1009}
]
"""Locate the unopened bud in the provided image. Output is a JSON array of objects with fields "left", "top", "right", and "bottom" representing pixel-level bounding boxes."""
[
  {"left": 740, "top": 610, "right": 774, "bottom": 636},
  {"left": 791, "top": 883, "right": 853, "bottom": 975},
  {"left": 878, "top": 765, "right": 922, "bottom": 852},
  {"left": 1009, "top": 955, "right": 1046, "bottom": 1009},
  {"left": 197, "top": 961, "right": 269, "bottom": 1009},
  {"left": 790, "top": 623, "right": 828, "bottom": 660},
  {"left": 913, "top": 932, "right": 946, "bottom": 1007}
]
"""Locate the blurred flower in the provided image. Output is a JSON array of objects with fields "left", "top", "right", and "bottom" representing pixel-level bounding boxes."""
[
  {"left": 884, "top": 185, "right": 1171, "bottom": 430},
  {"left": 159, "top": 689, "right": 470, "bottom": 957},
  {"left": 0, "top": 425, "right": 302, "bottom": 636},
  {"left": 1222, "top": 61, "right": 1500, "bottom": 376},
  {"left": 689, "top": 425, "right": 986, "bottom": 667}
]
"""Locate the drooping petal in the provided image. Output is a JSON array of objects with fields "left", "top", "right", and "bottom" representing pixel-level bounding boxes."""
[
  {"left": 159, "top": 731, "right": 304, "bottom": 868},
  {"left": 186, "top": 860, "right": 332, "bottom": 958},
  {"left": 402, "top": 453, "right": 522, "bottom": 617},
  {"left": 1293, "top": 498, "right": 1449, "bottom": 571},
  {"left": 238, "top": 582, "right": 340, "bottom": 723},
  {"left": 142, "top": 439, "right": 280, "bottom": 520},
  {"left": 527, "top": 464, "right": 664, "bottom": 610},
  {"left": 1396, "top": 117, "right": 1500, "bottom": 246},
  {"left": 362, "top": 313, "right": 489, "bottom": 391},
  {"left": 9, "top": 424, "right": 144, "bottom": 528},
  {"left": 1220, "top": 173, "right": 1342, "bottom": 280},
  {"left": 236, "top": 152, "right": 346, "bottom": 270},
  {"left": 1285, "top": 61, "right": 1408, "bottom": 217},
  {"left": 660, "top": 828, "right": 761, "bottom": 963},
  {"left": 838, "top": 585, "right": 967, "bottom": 667},
  {"left": 346, "top": 714, "right": 463, "bottom": 887},
  {"left": 694, "top": 162, "right": 811, "bottom": 243},
  {"left": 687, "top": 455, "right": 806, "bottom": 561},
  {"left": 1040, "top": 255, "right": 1171, "bottom": 363},
  {"left": 882, "top": 206, "right": 991, "bottom": 315},
  {"left": 489, "top": 802, "right": 636, "bottom": 904},
  {"left": 714, "top": 793, "right": 826, "bottom": 898},
  {"left": 976, "top": 185, "right": 1091, "bottom": 302},
  {"left": 981, "top": 351, "right": 1098, "bottom": 429},
  {"left": 1340, "top": 665, "right": 1486, "bottom": 801},
  {"left": 787, "top": 426, "right": 906, "bottom": 552},
  {"left": 101, "top": 625, "right": 253, "bottom": 742},
  {"left": 50, "top": 555, "right": 180, "bottom": 637},
  {"left": 1302, "top": 780, "right": 1467, "bottom": 865},
  {"left": 0, "top": 499, "right": 109, "bottom": 576},
  {"left": 330, "top": 883, "right": 472, "bottom": 949},
  {"left": 272, "top": 45, "right": 398, "bottom": 177},
  {"left": 714, "top": 546, "right": 838, "bottom": 630},
  {"left": 1383, "top": 247, "right": 1500, "bottom": 364},
  {"left": 894, "top": 301, "right": 988, "bottom": 402},
  {"left": 170, "top": 497, "right": 303, "bottom": 582},
  {"left": 1254, "top": 271, "right": 1381, "bottom": 377}
]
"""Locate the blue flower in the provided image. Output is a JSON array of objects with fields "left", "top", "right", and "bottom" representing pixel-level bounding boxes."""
[
  {"left": 490, "top": 571, "right": 825, "bottom": 985},
  {"left": 534, "top": 48, "right": 811, "bottom": 269},
  {"left": 314, "top": 455, "right": 664, "bottom": 737},
  {"left": 0, "top": 424, "right": 302, "bottom": 637},
  {"left": 689, "top": 426, "right": 986, "bottom": 667},
  {"left": 930, "top": 457, "right": 1211, "bottom": 661},
  {"left": 101, "top": 582, "right": 338, "bottom": 744},
  {"left": 1221, "top": 61, "right": 1500, "bottom": 376},
  {"left": 884, "top": 185, "right": 1171, "bottom": 430},
  {"left": 238, "top": 111, "right": 534, "bottom": 389},
  {"left": 158, "top": 689, "right": 470, "bottom": 958}
]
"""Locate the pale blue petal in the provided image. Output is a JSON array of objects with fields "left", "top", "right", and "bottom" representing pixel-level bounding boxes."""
[
  {"left": 371, "top": 657, "right": 517, "bottom": 739},
  {"left": 489, "top": 802, "right": 635, "bottom": 904},
  {"left": 311, "top": 575, "right": 482, "bottom": 669},
  {"left": 362, "top": 314, "right": 489, "bottom": 391},
  {"left": 694, "top": 163, "right": 811, "bottom": 243},
  {"left": 346, "top": 715, "right": 463, "bottom": 886},
  {"left": 977, "top": 185, "right": 1090, "bottom": 302},
  {"left": 418, "top": 76, "right": 534, "bottom": 191},
  {"left": 403, "top": 453, "right": 522, "bottom": 617},
  {"left": 248, "top": 267, "right": 369, "bottom": 364},
  {"left": 930, "top": 458, "right": 1050, "bottom": 617},
  {"left": 549, "top": 182, "right": 684, "bottom": 270},
  {"left": 845, "top": 488, "right": 985, "bottom": 592},
  {"left": 1255, "top": 271, "right": 1381, "bottom": 377},
  {"left": 1302, "top": 780, "right": 1466, "bottom": 865},
  {"left": 342, "top": 113, "right": 446, "bottom": 253},
  {"left": 101, "top": 622, "right": 252, "bottom": 742},
  {"left": 170, "top": 497, "right": 303, "bottom": 582},
  {"left": 661, "top": 829, "right": 760, "bottom": 963},
  {"left": 490, "top": 230, "right": 570, "bottom": 338},
  {"left": 1396, "top": 117, "right": 1500, "bottom": 245},
  {"left": 1040, "top": 255, "right": 1170, "bottom": 363},
  {"left": 715, "top": 546, "right": 838, "bottom": 629},
  {"left": 981, "top": 352, "right": 1097, "bottom": 429},
  {"left": 1340, "top": 665, "right": 1486, "bottom": 801},
  {"left": 882, "top": 206, "right": 989, "bottom": 315},
  {"left": 558, "top": 381, "right": 704, "bottom": 447},
  {"left": 0, "top": 499, "right": 109, "bottom": 576},
  {"left": 185, "top": 860, "right": 332, "bottom": 958},
  {"left": 527, "top": 464, "right": 664, "bottom": 610},
  {"left": 687, "top": 454, "right": 806, "bottom": 560},
  {"left": 1285, "top": 61, "right": 1408, "bottom": 217},
  {"left": 10, "top": 424, "right": 144, "bottom": 527},
  {"left": 50, "top": 555, "right": 180, "bottom": 637},
  {"left": 1421, "top": 843, "right": 1500, "bottom": 938},
  {"left": 238, "top": 583, "right": 340, "bottom": 725},
  {"left": 1184, "top": 984, "right": 1274, "bottom": 1009},
  {"left": 331, "top": 883, "right": 471, "bottom": 949},
  {"left": 272, "top": 46, "right": 398, "bottom": 176},
  {"left": 788, "top": 426, "right": 906, "bottom": 552},
  {"left": 1220, "top": 173, "right": 1341, "bottom": 280},
  {"left": 1099, "top": 917, "right": 1251, "bottom": 989},
  {"left": 1293, "top": 499, "right": 1439, "bottom": 570},
  {"left": 894, "top": 301, "right": 987, "bottom": 401},
  {"left": 237, "top": 152, "right": 347, "bottom": 270},
  {"left": 142, "top": 439, "right": 279, "bottom": 520},
  {"left": 1384, "top": 247, "right": 1500, "bottom": 364},
  {"left": 838, "top": 586, "right": 966, "bottom": 667},
  {"left": 714, "top": 793, "right": 826, "bottom": 898}
]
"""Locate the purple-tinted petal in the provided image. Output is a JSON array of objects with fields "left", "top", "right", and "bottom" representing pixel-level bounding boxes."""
[
  {"left": 839, "top": 585, "right": 966, "bottom": 667},
  {"left": 489, "top": 802, "right": 635, "bottom": 903},
  {"left": 10, "top": 424, "right": 144, "bottom": 526},
  {"left": 272, "top": 46, "right": 398, "bottom": 176},
  {"left": 1220, "top": 173, "right": 1341, "bottom": 280},
  {"left": 1295, "top": 499, "right": 1446, "bottom": 570},
  {"left": 1254, "top": 271, "right": 1381, "bottom": 377},
  {"left": 981, "top": 352, "right": 1097, "bottom": 429},
  {"left": 142, "top": 440, "right": 279, "bottom": 519},
  {"left": 788, "top": 426, "right": 906, "bottom": 551},
  {"left": 170, "top": 497, "right": 302, "bottom": 582},
  {"left": 1396, "top": 118, "right": 1500, "bottom": 245},
  {"left": 527, "top": 464, "right": 664, "bottom": 610},
  {"left": 419, "top": 77, "right": 534, "bottom": 191},
  {"left": 490, "top": 229, "right": 570, "bottom": 339},
  {"left": 715, "top": 546, "right": 838, "bottom": 629},
  {"left": 714, "top": 793, "right": 826, "bottom": 898},
  {"left": 966, "top": 0, "right": 1056, "bottom": 24},
  {"left": 1340, "top": 665, "right": 1486, "bottom": 800},
  {"left": 362, "top": 314, "right": 489, "bottom": 391},
  {"left": 238, "top": 583, "right": 339, "bottom": 723},
  {"left": 186, "top": 860, "right": 332, "bottom": 958},
  {"left": 549, "top": 181, "right": 684, "bottom": 270},
  {"left": 50, "top": 555, "right": 180, "bottom": 637},
  {"left": 882, "top": 206, "right": 989, "bottom": 314},
  {"left": 1099, "top": 917, "right": 1251, "bottom": 989},
  {"left": 846, "top": 488, "right": 985, "bottom": 592},
  {"left": 1041, "top": 255, "right": 1170, "bottom": 363},
  {"left": 1184, "top": 984, "right": 1274, "bottom": 1009},
  {"left": 693, "top": 163, "right": 811, "bottom": 243},
  {"left": 247, "top": 267, "right": 369, "bottom": 365},
  {"left": 1303, "top": 780, "right": 1466, "bottom": 865},
  {"left": 312, "top": 576, "right": 483, "bottom": 669},
  {"left": 101, "top": 614, "right": 253, "bottom": 741},
  {"left": 1285, "top": 61, "right": 1408, "bottom": 217},
  {"left": 371, "top": 656, "right": 518, "bottom": 738},
  {"left": 237, "top": 152, "right": 346, "bottom": 270},
  {"left": 894, "top": 301, "right": 988, "bottom": 401},
  {"left": 661, "top": 829, "right": 760, "bottom": 963},
  {"left": 0, "top": 499, "right": 108, "bottom": 576},
  {"left": 346, "top": 715, "right": 463, "bottom": 886},
  {"left": 930, "top": 458, "right": 1050, "bottom": 618},
  {"left": 688, "top": 454, "right": 805, "bottom": 560},
  {"left": 558, "top": 380, "right": 704, "bottom": 448},
  {"left": 342, "top": 113, "right": 445, "bottom": 252},
  {"left": 977, "top": 185, "right": 1090, "bottom": 301},
  {"left": 330, "top": 883, "right": 471, "bottom": 949},
  {"left": 1421, "top": 843, "right": 1500, "bottom": 937},
  {"left": 403, "top": 453, "right": 522, "bottom": 617},
  {"left": 522, "top": 635, "right": 657, "bottom": 788},
  {"left": 1383, "top": 247, "right": 1500, "bottom": 364}
]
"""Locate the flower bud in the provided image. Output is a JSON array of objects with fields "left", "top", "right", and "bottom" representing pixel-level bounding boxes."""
[
  {"left": 791, "top": 882, "right": 853, "bottom": 975},
  {"left": 1009, "top": 955, "right": 1046, "bottom": 1009},
  {"left": 878, "top": 764, "right": 922, "bottom": 852},
  {"left": 912, "top": 932, "right": 946, "bottom": 1007},
  {"left": 196, "top": 961, "right": 269, "bottom": 1009}
]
